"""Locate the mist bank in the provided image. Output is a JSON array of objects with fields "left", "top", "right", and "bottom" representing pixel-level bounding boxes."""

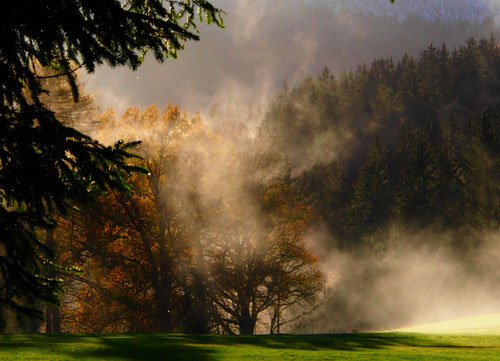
[
  {"left": 297, "top": 227, "right": 500, "bottom": 333},
  {"left": 85, "top": 0, "right": 500, "bottom": 115}
]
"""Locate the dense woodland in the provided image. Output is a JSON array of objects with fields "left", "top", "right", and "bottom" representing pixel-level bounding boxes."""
[
  {"left": 263, "top": 36, "right": 499, "bottom": 250},
  {"left": 5, "top": 36, "right": 500, "bottom": 335}
]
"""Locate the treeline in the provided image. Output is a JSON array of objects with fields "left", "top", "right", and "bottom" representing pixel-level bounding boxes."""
[{"left": 262, "top": 36, "right": 499, "bottom": 252}]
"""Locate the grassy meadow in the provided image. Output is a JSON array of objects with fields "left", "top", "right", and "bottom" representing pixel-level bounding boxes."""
[{"left": 1, "top": 331, "right": 499, "bottom": 361}]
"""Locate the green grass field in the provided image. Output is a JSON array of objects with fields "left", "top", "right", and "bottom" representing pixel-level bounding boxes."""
[
  {"left": 1, "top": 314, "right": 499, "bottom": 360},
  {"left": 1, "top": 332, "right": 499, "bottom": 360}
]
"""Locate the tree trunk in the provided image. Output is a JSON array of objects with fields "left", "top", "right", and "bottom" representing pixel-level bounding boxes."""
[
  {"left": 191, "top": 272, "right": 210, "bottom": 334},
  {"left": 158, "top": 311, "right": 172, "bottom": 332},
  {"left": 53, "top": 307, "right": 61, "bottom": 333},
  {"left": 23, "top": 316, "right": 41, "bottom": 334},
  {"left": 44, "top": 229, "right": 61, "bottom": 333},
  {"left": 238, "top": 309, "right": 256, "bottom": 335},
  {"left": 46, "top": 307, "right": 52, "bottom": 334},
  {"left": 155, "top": 286, "right": 173, "bottom": 332},
  {"left": 45, "top": 305, "right": 61, "bottom": 333}
]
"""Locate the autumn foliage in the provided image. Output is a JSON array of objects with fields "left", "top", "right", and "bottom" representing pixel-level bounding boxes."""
[{"left": 54, "top": 104, "right": 324, "bottom": 334}]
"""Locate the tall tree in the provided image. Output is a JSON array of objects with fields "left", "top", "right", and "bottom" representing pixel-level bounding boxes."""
[
  {"left": 65, "top": 105, "right": 208, "bottom": 333},
  {"left": 207, "top": 155, "right": 324, "bottom": 335}
]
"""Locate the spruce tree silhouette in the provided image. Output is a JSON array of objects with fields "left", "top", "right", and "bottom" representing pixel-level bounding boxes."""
[{"left": 0, "top": 0, "right": 223, "bottom": 329}]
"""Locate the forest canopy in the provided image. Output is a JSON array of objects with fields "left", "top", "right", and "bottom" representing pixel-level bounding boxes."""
[{"left": 262, "top": 36, "right": 499, "bottom": 249}]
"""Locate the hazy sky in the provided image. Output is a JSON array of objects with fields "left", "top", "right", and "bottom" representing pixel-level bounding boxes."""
[{"left": 83, "top": 0, "right": 500, "bottom": 115}]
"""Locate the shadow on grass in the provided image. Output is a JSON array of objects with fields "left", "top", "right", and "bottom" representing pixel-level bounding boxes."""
[
  {"left": 0, "top": 334, "right": 217, "bottom": 361},
  {"left": 0, "top": 332, "right": 481, "bottom": 360},
  {"left": 184, "top": 332, "right": 476, "bottom": 352}
]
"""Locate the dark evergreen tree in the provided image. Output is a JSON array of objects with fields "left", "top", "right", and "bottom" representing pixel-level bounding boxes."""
[
  {"left": 346, "top": 137, "right": 393, "bottom": 240},
  {"left": 0, "top": 0, "right": 223, "bottom": 328}
]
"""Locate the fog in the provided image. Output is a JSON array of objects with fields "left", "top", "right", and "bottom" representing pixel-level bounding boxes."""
[{"left": 298, "top": 225, "right": 500, "bottom": 332}]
